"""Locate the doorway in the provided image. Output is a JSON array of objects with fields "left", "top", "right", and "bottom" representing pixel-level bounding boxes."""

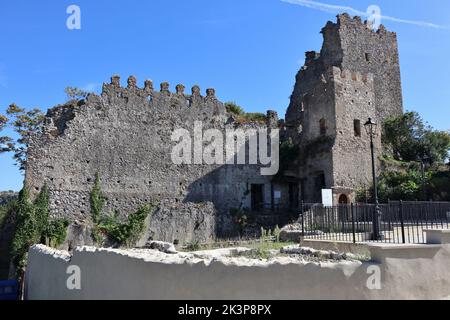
[
  {"left": 251, "top": 184, "right": 264, "bottom": 211},
  {"left": 289, "top": 183, "right": 299, "bottom": 209},
  {"left": 338, "top": 194, "right": 349, "bottom": 204}
]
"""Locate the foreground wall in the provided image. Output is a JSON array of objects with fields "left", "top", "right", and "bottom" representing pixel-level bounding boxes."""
[{"left": 25, "top": 230, "right": 450, "bottom": 300}]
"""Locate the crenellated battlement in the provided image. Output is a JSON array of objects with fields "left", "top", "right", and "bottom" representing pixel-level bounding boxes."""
[
  {"left": 101, "top": 75, "right": 222, "bottom": 108},
  {"left": 329, "top": 66, "right": 374, "bottom": 86},
  {"left": 289, "top": 12, "right": 403, "bottom": 127},
  {"left": 322, "top": 13, "right": 393, "bottom": 37}
]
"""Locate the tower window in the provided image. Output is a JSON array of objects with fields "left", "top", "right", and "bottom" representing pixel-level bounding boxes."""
[
  {"left": 365, "top": 53, "right": 370, "bottom": 62},
  {"left": 319, "top": 118, "right": 327, "bottom": 136},
  {"left": 315, "top": 172, "right": 326, "bottom": 192},
  {"left": 354, "top": 119, "right": 361, "bottom": 137}
]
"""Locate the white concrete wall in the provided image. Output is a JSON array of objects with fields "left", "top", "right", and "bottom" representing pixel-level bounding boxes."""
[{"left": 25, "top": 230, "right": 450, "bottom": 300}]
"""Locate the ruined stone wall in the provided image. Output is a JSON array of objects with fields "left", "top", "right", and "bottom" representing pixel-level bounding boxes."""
[
  {"left": 291, "top": 65, "right": 336, "bottom": 203},
  {"left": 25, "top": 76, "right": 279, "bottom": 241},
  {"left": 287, "top": 14, "right": 403, "bottom": 128},
  {"left": 284, "top": 14, "right": 402, "bottom": 203},
  {"left": 285, "top": 65, "right": 382, "bottom": 203}
]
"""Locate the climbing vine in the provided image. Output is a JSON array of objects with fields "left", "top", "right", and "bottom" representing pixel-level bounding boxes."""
[
  {"left": 90, "top": 172, "right": 106, "bottom": 243},
  {"left": 89, "top": 173, "right": 157, "bottom": 247},
  {"left": 10, "top": 185, "right": 68, "bottom": 277}
]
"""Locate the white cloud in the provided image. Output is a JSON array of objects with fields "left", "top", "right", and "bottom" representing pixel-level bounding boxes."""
[{"left": 281, "top": 0, "right": 450, "bottom": 30}]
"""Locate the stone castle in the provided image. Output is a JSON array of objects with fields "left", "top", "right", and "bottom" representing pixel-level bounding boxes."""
[{"left": 25, "top": 14, "right": 404, "bottom": 244}]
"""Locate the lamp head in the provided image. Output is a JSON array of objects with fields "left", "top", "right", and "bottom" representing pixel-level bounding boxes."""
[{"left": 364, "top": 118, "right": 378, "bottom": 136}]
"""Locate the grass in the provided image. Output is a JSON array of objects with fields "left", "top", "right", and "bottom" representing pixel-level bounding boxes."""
[{"left": 246, "top": 241, "right": 296, "bottom": 251}]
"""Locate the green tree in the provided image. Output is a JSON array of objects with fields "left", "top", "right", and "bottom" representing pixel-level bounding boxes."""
[
  {"left": 422, "top": 130, "right": 450, "bottom": 165},
  {"left": 10, "top": 188, "right": 40, "bottom": 273},
  {"left": 0, "top": 104, "right": 45, "bottom": 171},
  {"left": 383, "top": 111, "right": 450, "bottom": 165},
  {"left": 427, "top": 170, "right": 450, "bottom": 201},
  {"left": 10, "top": 186, "right": 68, "bottom": 277},
  {"left": 65, "top": 86, "right": 89, "bottom": 101}
]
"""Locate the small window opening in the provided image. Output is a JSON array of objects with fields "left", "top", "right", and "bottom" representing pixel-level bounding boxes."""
[
  {"left": 354, "top": 119, "right": 361, "bottom": 137},
  {"left": 319, "top": 118, "right": 327, "bottom": 136}
]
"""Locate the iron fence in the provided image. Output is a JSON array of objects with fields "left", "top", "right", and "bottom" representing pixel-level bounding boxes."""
[{"left": 300, "top": 201, "right": 450, "bottom": 244}]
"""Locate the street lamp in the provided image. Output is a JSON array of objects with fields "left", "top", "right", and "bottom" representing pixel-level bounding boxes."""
[{"left": 364, "top": 118, "right": 382, "bottom": 240}]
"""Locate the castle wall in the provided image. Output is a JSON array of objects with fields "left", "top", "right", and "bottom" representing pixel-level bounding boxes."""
[
  {"left": 331, "top": 68, "right": 381, "bottom": 202},
  {"left": 25, "top": 76, "right": 281, "bottom": 241},
  {"left": 284, "top": 58, "right": 337, "bottom": 203}
]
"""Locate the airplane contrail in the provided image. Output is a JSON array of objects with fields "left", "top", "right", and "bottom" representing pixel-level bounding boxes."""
[{"left": 281, "top": 0, "right": 450, "bottom": 30}]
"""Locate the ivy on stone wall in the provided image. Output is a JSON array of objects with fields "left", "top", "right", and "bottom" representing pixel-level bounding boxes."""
[
  {"left": 90, "top": 173, "right": 156, "bottom": 248},
  {"left": 10, "top": 186, "right": 68, "bottom": 277},
  {"left": 90, "top": 172, "right": 105, "bottom": 225}
]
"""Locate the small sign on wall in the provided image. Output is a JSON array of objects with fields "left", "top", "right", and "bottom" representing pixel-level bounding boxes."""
[{"left": 322, "top": 189, "right": 333, "bottom": 207}]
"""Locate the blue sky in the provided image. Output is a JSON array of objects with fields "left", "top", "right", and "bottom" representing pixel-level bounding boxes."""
[{"left": 1, "top": 0, "right": 450, "bottom": 191}]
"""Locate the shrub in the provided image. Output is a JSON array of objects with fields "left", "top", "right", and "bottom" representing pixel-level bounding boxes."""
[
  {"left": 90, "top": 174, "right": 156, "bottom": 247},
  {"left": 42, "top": 219, "right": 69, "bottom": 248},
  {"left": 240, "top": 113, "right": 267, "bottom": 124},
  {"left": 185, "top": 240, "right": 201, "bottom": 251},
  {"left": 273, "top": 225, "right": 281, "bottom": 243},
  {"left": 0, "top": 200, "right": 17, "bottom": 227},
  {"left": 90, "top": 173, "right": 105, "bottom": 224},
  {"left": 225, "top": 102, "right": 244, "bottom": 116},
  {"left": 11, "top": 188, "right": 38, "bottom": 274},
  {"left": 10, "top": 186, "right": 68, "bottom": 277},
  {"left": 102, "top": 206, "right": 154, "bottom": 248},
  {"left": 230, "top": 208, "right": 248, "bottom": 236},
  {"left": 224, "top": 102, "right": 267, "bottom": 124}
]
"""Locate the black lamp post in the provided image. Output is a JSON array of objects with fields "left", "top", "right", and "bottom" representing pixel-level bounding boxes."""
[{"left": 364, "top": 118, "right": 382, "bottom": 240}]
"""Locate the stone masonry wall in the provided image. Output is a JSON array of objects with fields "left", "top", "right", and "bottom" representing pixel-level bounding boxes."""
[
  {"left": 331, "top": 67, "right": 381, "bottom": 200},
  {"left": 321, "top": 14, "right": 404, "bottom": 121},
  {"left": 284, "top": 14, "right": 401, "bottom": 203},
  {"left": 25, "top": 76, "right": 279, "bottom": 242}
]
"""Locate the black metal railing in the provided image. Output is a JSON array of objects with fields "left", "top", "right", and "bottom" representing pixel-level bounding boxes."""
[
  {"left": 251, "top": 203, "right": 298, "bottom": 229},
  {"left": 300, "top": 201, "right": 450, "bottom": 244}
]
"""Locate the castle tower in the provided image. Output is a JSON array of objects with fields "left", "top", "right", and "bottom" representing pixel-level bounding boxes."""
[
  {"left": 284, "top": 14, "right": 399, "bottom": 204},
  {"left": 287, "top": 14, "right": 403, "bottom": 126},
  {"left": 320, "top": 13, "right": 403, "bottom": 121}
]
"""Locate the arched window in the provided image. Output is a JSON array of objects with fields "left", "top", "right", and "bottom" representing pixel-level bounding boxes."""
[{"left": 339, "top": 194, "right": 349, "bottom": 204}]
